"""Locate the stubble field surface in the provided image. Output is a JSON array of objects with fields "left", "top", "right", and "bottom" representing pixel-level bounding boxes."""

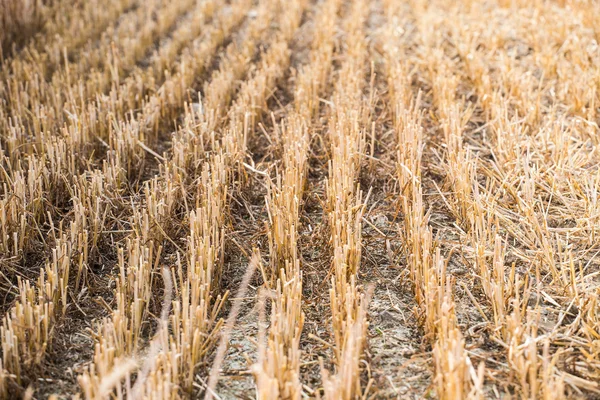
[{"left": 1, "top": 0, "right": 600, "bottom": 398}]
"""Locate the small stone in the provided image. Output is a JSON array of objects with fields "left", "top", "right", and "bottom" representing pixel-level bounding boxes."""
[{"left": 191, "top": 102, "right": 203, "bottom": 115}]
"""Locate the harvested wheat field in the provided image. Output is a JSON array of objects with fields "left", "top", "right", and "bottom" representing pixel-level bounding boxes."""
[{"left": 1, "top": 0, "right": 600, "bottom": 398}]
